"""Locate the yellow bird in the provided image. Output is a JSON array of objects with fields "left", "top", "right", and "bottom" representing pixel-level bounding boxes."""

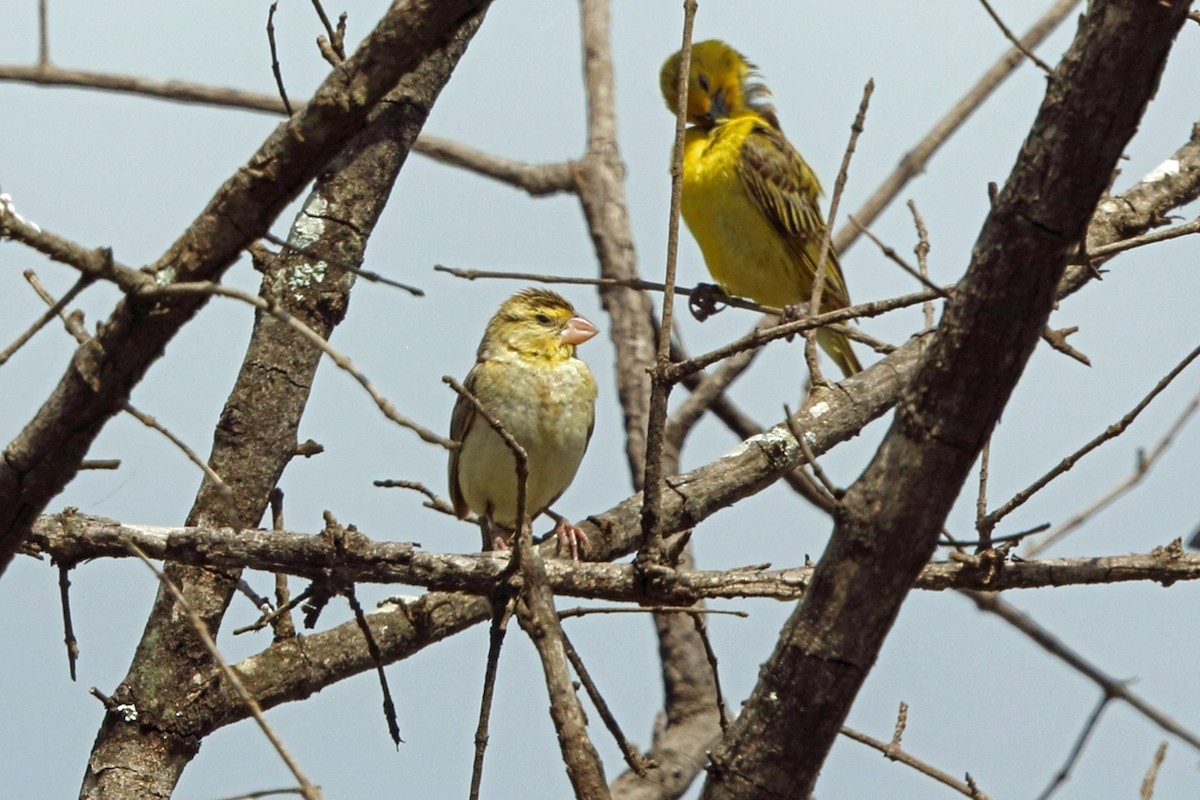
[
  {"left": 448, "top": 289, "right": 599, "bottom": 559},
  {"left": 660, "top": 39, "right": 862, "bottom": 377}
]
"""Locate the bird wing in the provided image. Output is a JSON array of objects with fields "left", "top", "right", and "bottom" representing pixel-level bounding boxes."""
[
  {"left": 736, "top": 121, "right": 851, "bottom": 309},
  {"left": 447, "top": 362, "right": 483, "bottom": 519}
]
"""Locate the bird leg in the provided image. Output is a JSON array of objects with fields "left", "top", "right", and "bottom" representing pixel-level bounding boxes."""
[
  {"left": 688, "top": 282, "right": 729, "bottom": 322},
  {"left": 545, "top": 508, "right": 590, "bottom": 561},
  {"left": 478, "top": 516, "right": 513, "bottom": 553},
  {"left": 779, "top": 302, "right": 812, "bottom": 342}
]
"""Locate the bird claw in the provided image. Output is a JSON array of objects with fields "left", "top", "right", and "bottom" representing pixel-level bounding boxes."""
[
  {"left": 779, "top": 303, "right": 810, "bottom": 341},
  {"left": 553, "top": 517, "right": 590, "bottom": 561},
  {"left": 688, "top": 283, "right": 729, "bottom": 322}
]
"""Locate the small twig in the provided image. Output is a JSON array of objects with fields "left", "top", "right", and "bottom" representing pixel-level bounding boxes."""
[
  {"left": 1029, "top": 383, "right": 1200, "bottom": 556},
  {"left": 470, "top": 593, "right": 516, "bottom": 800},
  {"left": 847, "top": 215, "right": 946, "bottom": 300},
  {"left": 558, "top": 605, "right": 747, "bottom": 620},
  {"left": 906, "top": 201, "right": 937, "bottom": 328},
  {"left": 808, "top": 78, "right": 873, "bottom": 384},
  {"left": 122, "top": 403, "right": 243, "bottom": 528},
  {"left": 1041, "top": 325, "right": 1091, "bottom": 366},
  {"left": 0, "top": 272, "right": 91, "bottom": 367},
  {"left": 415, "top": 138, "right": 577, "bottom": 197},
  {"left": 977, "top": 0, "right": 1054, "bottom": 73},
  {"left": 833, "top": 0, "right": 1080, "bottom": 254},
  {"left": 144, "top": 281, "right": 451, "bottom": 448},
  {"left": 559, "top": 628, "right": 650, "bottom": 776},
  {"left": 690, "top": 611, "right": 731, "bottom": 732},
  {"left": 207, "top": 789, "right": 306, "bottom": 800},
  {"left": 975, "top": 436, "right": 992, "bottom": 550},
  {"left": 236, "top": 578, "right": 273, "bottom": 615},
  {"left": 37, "top": 0, "right": 49, "bottom": 66},
  {"left": 266, "top": 3, "right": 293, "bottom": 117},
  {"left": 24, "top": 272, "right": 242, "bottom": 525},
  {"left": 345, "top": 587, "right": 402, "bottom": 746},
  {"left": 1035, "top": 696, "right": 1109, "bottom": 800},
  {"left": 268, "top": 488, "right": 296, "bottom": 641},
  {"left": 373, "top": 478, "right": 461, "bottom": 518},
  {"left": 233, "top": 586, "right": 314, "bottom": 636},
  {"left": 640, "top": 0, "right": 699, "bottom": 567},
  {"left": 261, "top": 231, "right": 424, "bottom": 296},
  {"left": 840, "top": 718, "right": 990, "bottom": 799},
  {"left": 79, "top": 459, "right": 120, "bottom": 471},
  {"left": 980, "top": 342, "right": 1200, "bottom": 541},
  {"left": 1087, "top": 216, "right": 1200, "bottom": 260},
  {"left": 124, "top": 540, "right": 321, "bottom": 800},
  {"left": 784, "top": 405, "right": 840, "bottom": 502},
  {"left": 966, "top": 591, "right": 1200, "bottom": 753},
  {"left": 663, "top": 288, "right": 940, "bottom": 383},
  {"left": 58, "top": 564, "right": 79, "bottom": 681},
  {"left": 1139, "top": 742, "right": 1168, "bottom": 800}
]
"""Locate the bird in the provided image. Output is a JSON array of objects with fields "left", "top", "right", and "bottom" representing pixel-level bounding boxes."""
[
  {"left": 448, "top": 288, "right": 599, "bottom": 559},
  {"left": 660, "top": 39, "right": 862, "bottom": 377}
]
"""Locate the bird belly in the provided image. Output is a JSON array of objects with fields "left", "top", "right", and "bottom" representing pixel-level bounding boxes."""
[
  {"left": 456, "top": 359, "right": 594, "bottom": 530},
  {"left": 681, "top": 131, "right": 809, "bottom": 308}
]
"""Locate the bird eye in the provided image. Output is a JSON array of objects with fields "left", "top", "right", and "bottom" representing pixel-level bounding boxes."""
[
  {"left": 698, "top": 75, "right": 711, "bottom": 92},
  {"left": 535, "top": 313, "right": 552, "bottom": 325}
]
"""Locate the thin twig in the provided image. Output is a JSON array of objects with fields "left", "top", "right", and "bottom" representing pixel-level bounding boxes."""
[
  {"left": 977, "top": 0, "right": 1054, "bottom": 73},
  {"left": 58, "top": 564, "right": 79, "bottom": 681},
  {"left": 833, "top": 0, "right": 1080, "bottom": 254},
  {"left": 807, "top": 78, "right": 873, "bottom": 383},
  {"left": 470, "top": 593, "right": 516, "bottom": 800},
  {"left": 266, "top": 3, "right": 293, "bottom": 117},
  {"left": 966, "top": 591, "right": 1200, "bottom": 753},
  {"left": 639, "top": 0, "right": 698, "bottom": 566},
  {"left": 560, "top": 628, "right": 650, "bottom": 776},
  {"left": 784, "top": 405, "right": 840, "bottom": 502},
  {"left": 124, "top": 540, "right": 321, "bottom": 800},
  {"left": 1035, "top": 696, "right": 1109, "bottom": 800},
  {"left": 975, "top": 436, "right": 992, "bottom": 550},
  {"left": 1139, "top": 742, "right": 1168, "bottom": 800},
  {"left": 840, "top": 720, "right": 990, "bottom": 799},
  {"left": 144, "top": 281, "right": 452, "bottom": 448},
  {"left": 79, "top": 459, "right": 121, "bottom": 470},
  {"left": 691, "top": 612, "right": 731, "bottom": 732},
  {"left": 1028, "top": 383, "right": 1200, "bottom": 556},
  {"left": 37, "top": 0, "right": 49, "bottom": 66},
  {"left": 906, "top": 201, "right": 937, "bottom": 328},
  {"left": 24, "top": 272, "right": 242, "bottom": 526},
  {"left": 262, "top": 231, "right": 424, "bottom": 296},
  {"left": 345, "top": 587, "right": 402, "bottom": 746},
  {"left": 268, "top": 488, "right": 296, "bottom": 641},
  {"left": 0, "top": 272, "right": 90, "bottom": 367},
  {"left": 663, "top": 288, "right": 940, "bottom": 383},
  {"left": 982, "top": 342, "right": 1200, "bottom": 540}
]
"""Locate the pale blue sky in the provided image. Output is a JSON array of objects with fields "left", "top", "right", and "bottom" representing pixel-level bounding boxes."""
[{"left": 2, "top": 2, "right": 1199, "bottom": 798}]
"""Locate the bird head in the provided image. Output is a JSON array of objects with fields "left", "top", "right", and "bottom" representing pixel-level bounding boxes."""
[
  {"left": 659, "top": 40, "right": 778, "bottom": 129},
  {"left": 479, "top": 288, "right": 598, "bottom": 362}
]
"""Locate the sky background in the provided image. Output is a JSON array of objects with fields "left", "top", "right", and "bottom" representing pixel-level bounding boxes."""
[{"left": 2, "top": 1, "right": 1200, "bottom": 798}]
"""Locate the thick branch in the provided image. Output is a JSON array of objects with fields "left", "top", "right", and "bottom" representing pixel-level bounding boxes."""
[
  {"left": 701, "top": 4, "right": 1192, "bottom": 798},
  {"left": 0, "top": 0, "right": 491, "bottom": 576}
]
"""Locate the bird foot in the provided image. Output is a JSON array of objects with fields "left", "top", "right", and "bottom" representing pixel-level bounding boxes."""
[
  {"left": 552, "top": 516, "right": 590, "bottom": 561},
  {"left": 779, "top": 303, "right": 811, "bottom": 341},
  {"left": 688, "top": 283, "right": 729, "bottom": 322}
]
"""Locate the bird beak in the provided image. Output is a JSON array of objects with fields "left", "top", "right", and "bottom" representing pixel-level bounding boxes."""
[
  {"left": 702, "top": 87, "right": 729, "bottom": 125},
  {"left": 561, "top": 315, "right": 599, "bottom": 346}
]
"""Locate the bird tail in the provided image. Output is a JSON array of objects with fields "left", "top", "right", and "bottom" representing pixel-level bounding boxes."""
[{"left": 816, "top": 327, "right": 862, "bottom": 378}]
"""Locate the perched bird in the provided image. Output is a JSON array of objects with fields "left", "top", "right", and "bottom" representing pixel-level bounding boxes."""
[
  {"left": 660, "top": 39, "right": 862, "bottom": 377},
  {"left": 448, "top": 289, "right": 599, "bottom": 559}
]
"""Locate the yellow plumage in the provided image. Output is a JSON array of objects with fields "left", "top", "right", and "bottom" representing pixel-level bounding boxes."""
[
  {"left": 448, "top": 288, "right": 599, "bottom": 558},
  {"left": 661, "top": 40, "right": 862, "bottom": 377}
]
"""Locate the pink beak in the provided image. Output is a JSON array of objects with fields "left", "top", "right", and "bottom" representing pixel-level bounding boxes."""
[{"left": 561, "top": 314, "right": 599, "bottom": 346}]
